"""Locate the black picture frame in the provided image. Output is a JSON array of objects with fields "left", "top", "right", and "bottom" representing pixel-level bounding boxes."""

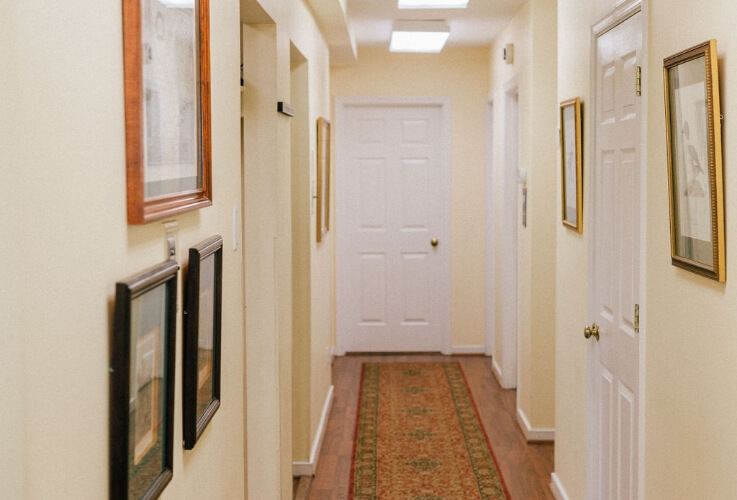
[
  {"left": 183, "top": 235, "right": 223, "bottom": 449},
  {"left": 110, "top": 259, "right": 178, "bottom": 500}
]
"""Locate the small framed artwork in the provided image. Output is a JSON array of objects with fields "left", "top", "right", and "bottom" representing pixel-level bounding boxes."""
[
  {"left": 123, "top": 0, "right": 213, "bottom": 224},
  {"left": 316, "top": 117, "right": 331, "bottom": 242},
  {"left": 560, "top": 97, "right": 583, "bottom": 233},
  {"left": 110, "top": 259, "right": 179, "bottom": 499},
  {"left": 183, "top": 235, "right": 223, "bottom": 450},
  {"left": 664, "top": 39, "right": 725, "bottom": 281}
]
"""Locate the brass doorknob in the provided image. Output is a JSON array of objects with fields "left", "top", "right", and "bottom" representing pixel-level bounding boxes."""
[
  {"left": 431, "top": 238, "right": 439, "bottom": 247},
  {"left": 584, "top": 323, "right": 600, "bottom": 341}
]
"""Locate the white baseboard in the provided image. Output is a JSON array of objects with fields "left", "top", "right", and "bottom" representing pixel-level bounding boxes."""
[
  {"left": 292, "top": 385, "right": 335, "bottom": 477},
  {"left": 516, "top": 406, "right": 555, "bottom": 442},
  {"left": 491, "top": 357, "right": 503, "bottom": 382},
  {"left": 451, "top": 345, "right": 486, "bottom": 355},
  {"left": 550, "top": 472, "right": 570, "bottom": 500}
]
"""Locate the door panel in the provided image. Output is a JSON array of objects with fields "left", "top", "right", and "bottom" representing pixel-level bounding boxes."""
[
  {"left": 590, "top": 9, "right": 642, "bottom": 500},
  {"left": 337, "top": 100, "right": 450, "bottom": 353}
]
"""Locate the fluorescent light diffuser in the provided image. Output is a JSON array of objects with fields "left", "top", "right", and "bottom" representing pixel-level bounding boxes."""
[
  {"left": 159, "top": 0, "right": 194, "bottom": 8},
  {"left": 398, "top": 0, "right": 469, "bottom": 8},
  {"left": 390, "top": 20, "right": 450, "bottom": 53}
]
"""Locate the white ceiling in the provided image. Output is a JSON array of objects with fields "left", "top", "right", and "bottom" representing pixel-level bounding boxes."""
[
  {"left": 347, "top": 0, "right": 527, "bottom": 49},
  {"left": 243, "top": 0, "right": 528, "bottom": 65}
]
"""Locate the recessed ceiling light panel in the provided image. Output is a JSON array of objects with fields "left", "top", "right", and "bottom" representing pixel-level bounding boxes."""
[
  {"left": 160, "top": 0, "right": 194, "bottom": 7},
  {"left": 390, "top": 20, "right": 450, "bottom": 53},
  {"left": 398, "top": 0, "right": 469, "bottom": 8}
]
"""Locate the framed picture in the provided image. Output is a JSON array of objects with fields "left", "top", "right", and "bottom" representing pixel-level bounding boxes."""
[
  {"left": 316, "top": 117, "right": 331, "bottom": 242},
  {"left": 664, "top": 39, "right": 725, "bottom": 281},
  {"left": 111, "top": 259, "right": 179, "bottom": 499},
  {"left": 123, "top": 0, "right": 213, "bottom": 224},
  {"left": 183, "top": 235, "right": 223, "bottom": 449},
  {"left": 560, "top": 97, "right": 583, "bottom": 233}
]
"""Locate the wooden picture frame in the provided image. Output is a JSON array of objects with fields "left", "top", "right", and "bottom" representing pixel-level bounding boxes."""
[
  {"left": 316, "top": 117, "right": 331, "bottom": 242},
  {"left": 560, "top": 97, "right": 583, "bottom": 233},
  {"left": 123, "top": 0, "right": 212, "bottom": 224},
  {"left": 183, "top": 235, "right": 223, "bottom": 450},
  {"left": 111, "top": 259, "right": 179, "bottom": 500},
  {"left": 664, "top": 39, "right": 725, "bottom": 281}
]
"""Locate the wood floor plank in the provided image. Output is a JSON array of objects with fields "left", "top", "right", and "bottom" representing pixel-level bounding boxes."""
[{"left": 306, "top": 354, "right": 554, "bottom": 499}]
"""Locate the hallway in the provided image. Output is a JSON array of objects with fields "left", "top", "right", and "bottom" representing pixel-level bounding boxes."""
[{"left": 301, "top": 354, "right": 554, "bottom": 499}]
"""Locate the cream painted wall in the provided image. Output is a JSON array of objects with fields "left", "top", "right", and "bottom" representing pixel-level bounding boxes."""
[
  {"left": 288, "top": 6, "right": 334, "bottom": 466},
  {"left": 488, "top": 2, "right": 529, "bottom": 389},
  {"left": 554, "top": 0, "right": 596, "bottom": 496},
  {"left": 1, "top": 3, "right": 23, "bottom": 497},
  {"left": 243, "top": 20, "right": 283, "bottom": 498},
  {"left": 488, "top": 0, "right": 557, "bottom": 432},
  {"left": 290, "top": 2, "right": 334, "bottom": 466},
  {"left": 291, "top": 48, "right": 312, "bottom": 464},
  {"left": 646, "top": 1, "right": 737, "bottom": 497},
  {"left": 242, "top": 0, "right": 333, "bottom": 495},
  {"left": 557, "top": 0, "right": 737, "bottom": 498},
  {"left": 1, "top": 1, "right": 245, "bottom": 499},
  {"left": 331, "top": 47, "right": 490, "bottom": 349}
]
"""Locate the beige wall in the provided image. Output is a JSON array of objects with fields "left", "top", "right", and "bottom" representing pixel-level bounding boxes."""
[
  {"left": 554, "top": 0, "right": 595, "bottom": 495},
  {"left": 556, "top": 0, "right": 737, "bottom": 497},
  {"left": 1, "top": 0, "right": 245, "bottom": 498},
  {"left": 1, "top": 0, "right": 333, "bottom": 498},
  {"left": 242, "top": 0, "right": 333, "bottom": 497},
  {"left": 331, "top": 47, "right": 491, "bottom": 349},
  {"left": 488, "top": 0, "right": 557, "bottom": 432},
  {"left": 646, "top": 0, "right": 737, "bottom": 497}
]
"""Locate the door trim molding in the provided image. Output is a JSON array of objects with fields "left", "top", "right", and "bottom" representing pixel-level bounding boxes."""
[
  {"left": 334, "top": 96, "right": 452, "bottom": 355},
  {"left": 497, "top": 78, "right": 520, "bottom": 390},
  {"left": 587, "top": 1, "right": 647, "bottom": 498},
  {"left": 485, "top": 100, "right": 496, "bottom": 358}
]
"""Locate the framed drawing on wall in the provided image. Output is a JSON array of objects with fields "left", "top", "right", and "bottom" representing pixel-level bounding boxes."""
[
  {"left": 560, "top": 97, "right": 583, "bottom": 233},
  {"left": 123, "top": 0, "right": 212, "bottom": 224},
  {"left": 110, "top": 259, "right": 178, "bottom": 499},
  {"left": 183, "top": 235, "right": 223, "bottom": 450},
  {"left": 317, "top": 117, "right": 331, "bottom": 242},
  {"left": 664, "top": 39, "right": 725, "bottom": 281}
]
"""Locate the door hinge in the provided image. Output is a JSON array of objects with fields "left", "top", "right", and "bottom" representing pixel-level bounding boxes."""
[
  {"left": 634, "top": 303, "right": 640, "bottom": 333},
  {"left": 635, "top": 66, "right": 642, "bottom": 96}
]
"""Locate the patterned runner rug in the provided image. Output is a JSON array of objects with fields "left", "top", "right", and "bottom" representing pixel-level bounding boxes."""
[{"left": 349, "top": 362, "right": 510, "bottom": 500}]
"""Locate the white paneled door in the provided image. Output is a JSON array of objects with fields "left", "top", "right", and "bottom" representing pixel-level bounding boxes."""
[
  {"left": 588, "top": 6, "right": 643, "bottom": 500},
  {"left": 335, "top": 98, "right": 451, "bottom": 354}
]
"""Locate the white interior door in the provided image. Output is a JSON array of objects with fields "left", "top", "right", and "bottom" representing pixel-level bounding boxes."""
[
  {"left": 588, "top": 6, "right": 643, "bottom": 500},
  {"left": 335, "top": 98, "right": 451, "bottom": 354}
]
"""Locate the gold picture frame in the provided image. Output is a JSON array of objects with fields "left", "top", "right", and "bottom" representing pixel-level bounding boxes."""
[
  {"left": 664, "top": 39, "right": 725, "bottom": 282},
  {"left": 560, "top": 97, "right": 583, "bottom": 232},
  {"left": 316, "top": 117, "right": 331, "bottom": 242}
]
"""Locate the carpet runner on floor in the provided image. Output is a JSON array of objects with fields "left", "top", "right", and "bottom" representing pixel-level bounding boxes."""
[{"left": 349, "top": 362, "right": 510, "bottom": 500}]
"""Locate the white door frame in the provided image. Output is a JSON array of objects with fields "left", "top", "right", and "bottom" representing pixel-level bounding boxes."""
[
  {"left": 485, "top": 100, "right": 496, "bottom": 358},
  {"left": 494, "top": 81, "right": 520, "bottom": 389},
  {"left": 334, "top": 96, "right": 452, "bottom": 356},
  {"left": 587, "top": 0, "right": 647, "bottom": 497}
]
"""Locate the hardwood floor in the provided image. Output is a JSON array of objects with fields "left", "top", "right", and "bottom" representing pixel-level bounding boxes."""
[{"left": 302, "top": 354, "right": 554, "bottom": 499}]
